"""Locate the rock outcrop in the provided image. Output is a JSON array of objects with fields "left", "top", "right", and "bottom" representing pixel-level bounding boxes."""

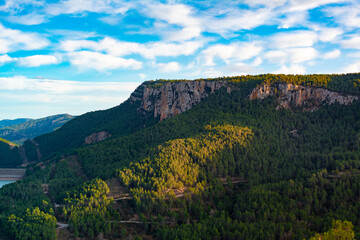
[
  {"left": 250, "top": 83, "right": 359, "bottom": 110},
  {"left": 130, "top": 81, "right": 230, "bottom": 121},
  {"left": 85, "top": 131, "right": 111, "bottom": 144}
]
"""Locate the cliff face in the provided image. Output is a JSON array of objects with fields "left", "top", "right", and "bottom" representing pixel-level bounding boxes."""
[
  {"left": 85, "top": 131, "right": 111, "bottom": 144},
  {"left": 130, "top": 81, "right": 359, "bottom": 121},
  {"left": 130, "top": 81, "right": 231, "bottom": 120},
  {"left": 250, "top": 83, "right": 359, "bottom": 110}
]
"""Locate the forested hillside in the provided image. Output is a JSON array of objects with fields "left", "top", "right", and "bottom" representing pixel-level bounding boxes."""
[
  {"left": 0, "top": 138, "right": 22, "bottom": 167},
  {"left": 0, "top": 74, "right": 359, "bottom": 239}
]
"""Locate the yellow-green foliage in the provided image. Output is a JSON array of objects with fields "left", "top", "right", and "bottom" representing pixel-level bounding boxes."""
[
  {"left": 309, "top": 220, "right": 355, "bottom": 240},
  {"left": 62, "top": 179, "right": 113, "bottom": 237},
  {"left": 6, "top": 207, "right": 56, "bottom": 240},
  {"left": 0, "top": 137, "right": 18, "bottom": 147},
  {"left": 118, "top": 124, "right": 253, "bottom": 205},
  {"left": 63, "top": 179, "right": 112, "bottom": 221}
]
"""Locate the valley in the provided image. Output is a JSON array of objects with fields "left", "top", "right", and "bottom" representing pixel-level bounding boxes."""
[{"left": 0, "top": 73, "right": 359, "bottom": 239}]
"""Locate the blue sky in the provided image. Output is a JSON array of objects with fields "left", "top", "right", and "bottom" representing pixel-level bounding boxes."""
[{"left": 0, "top": 0, "right": 359, "bottom": 120}]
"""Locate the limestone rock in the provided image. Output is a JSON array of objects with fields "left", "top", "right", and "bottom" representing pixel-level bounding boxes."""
[
  {"left": 250, "top": 83, "right": 359, "bottom": 110},
  {"left": 130, "top": 81, "right": 229, "bottom": 121},
  {"left": 85, "top": 131, "right": 111, "bottom": 144}
]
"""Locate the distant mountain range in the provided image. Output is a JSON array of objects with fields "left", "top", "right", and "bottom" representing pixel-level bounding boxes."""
[
  {"left": 0, "top": 118, "right": 31, "bottom": 128},
  {"left": 0, "top": 114, "right": 74, "bottom": 145}
]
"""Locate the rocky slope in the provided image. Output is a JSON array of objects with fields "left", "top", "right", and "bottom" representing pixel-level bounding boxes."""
[
  {"left": 130, "top": 81, "right": 359, "bottom": 120},
  {"left": 130, "top": 81, "right": 232, "bottom": 120},
  {"left": 250, "top": 83, "right": 359, "bottom": 111}
]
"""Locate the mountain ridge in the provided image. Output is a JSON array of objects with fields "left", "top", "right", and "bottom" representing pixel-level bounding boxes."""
[{"left": 0, "top": 114, "right": 74, "bottom": 145}]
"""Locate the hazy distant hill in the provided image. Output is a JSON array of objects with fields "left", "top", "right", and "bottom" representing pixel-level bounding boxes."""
[
  {"left": 0, "top": 118, "right": 31, "bottom": 128},
  {"left": 0, "top": 114, "right": 74, "bottom": 145}
]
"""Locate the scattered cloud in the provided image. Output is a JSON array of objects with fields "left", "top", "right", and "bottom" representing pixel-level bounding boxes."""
[
  {"left": 323, "top": 49, "right": 341, "bottom": 59},
  {"left": 138, "top": 73, "right": 146, "bottom": 80},
  {"left": 318, "top": 28, "right": 343, "bottom": 42},
  {"left": 0, "top": 76, "right": 139, "bottom": 94},
  {"left": 200, "top": 42, "right": 262, "bottom": 66},
  {"left": 156, "top": 62, "right": 181, "bottom": 73},
  {"left": 344, "top": 61, "right": 360, "bottom": 73},
  {"left": 271, "top": 31, "right": 317, "bottom": 49},
  {"left": 0, "top": 23, "right": 49, "bottom": 53},
  {"left": 325, "top": 3, "right": 360, "bottom": 29},
  {"left": 341, "top": 35, "right": 360, "bottom": 50},
  {"left": 60, "top": 37, "right": 204, "bottom": 59},
  {"left": 144, "top": 2, "right": 201, "bottom": 41},
  {"left": 44, "top": 0, "right": 131, "bottom": 16},
  {"left": 265, "top": 47, "right": 318, "bottom": 64},
  {"left": 0, "top": 54, "right": 15, "bottom": 65},
  {"left": 286, "top": 0, "right": 346, "bottom": 12},
  {"left": 6, "top": 13, "right": 48, "bottom": 25},
  {"left": 17, "top": 54, "right": 61, "bottom": 67},
  {"left": 68, "top": 51, "right": 142, "bottom": 71},
  {"left": 274, "top": 64, "right": 307, "bottom": 74}
]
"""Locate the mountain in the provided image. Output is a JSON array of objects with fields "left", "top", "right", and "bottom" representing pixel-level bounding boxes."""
[
  {"left": 0, "top": 114, "right": 75, "bottom": 145},
  {"left": 0, "top": 118, "right": 31, "bottom": 128},
  {"left": 0, "top": 73, "right": 359, "bottom": 240}
]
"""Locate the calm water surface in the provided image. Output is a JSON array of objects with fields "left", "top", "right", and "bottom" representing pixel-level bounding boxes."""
[{"left": 0, "top": 180, "right": 14, "bottom": 188}]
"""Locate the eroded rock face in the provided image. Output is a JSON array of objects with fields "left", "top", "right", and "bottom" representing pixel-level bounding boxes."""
[
  {"left": 85, "top": 131, "right": 111, "bottom": 144},
  {"left": 130, "top": 81, "right": 229, "bottom": 121},
  {"left": 250, "top": 83, "right": 359, "bottom": 110}
]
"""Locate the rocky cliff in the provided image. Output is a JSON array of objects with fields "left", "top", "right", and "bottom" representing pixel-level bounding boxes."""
[
  {"left": 130, "top": 81, "right": 231, "bottom": 120},
  {"left": 250, "top": 83, "right": 359, "bottom": 110},
  {"left": 85, "top": 131, "right": 111, "bottom": 144},
  {"left": 130, "top": 81, "right": 359, "bottom": 120}
]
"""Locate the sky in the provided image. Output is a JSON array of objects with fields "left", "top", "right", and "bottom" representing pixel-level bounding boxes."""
[{"left": 0, "top": 0, "right": 359, "bottom": 120}]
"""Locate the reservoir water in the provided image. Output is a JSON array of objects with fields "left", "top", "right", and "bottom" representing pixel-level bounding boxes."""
[{"left": 0, "top": 180, "right": 14, "bottom": 188}]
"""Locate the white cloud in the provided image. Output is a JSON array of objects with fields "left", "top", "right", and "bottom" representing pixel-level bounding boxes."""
[
  {"left": 343, "top": 61, "right": 360, "bottom": 73},
  {"left": 138, "top": 73, "right": 146, "bottom": 80},
  {"left": 205, "top": 8, "right": 275, "bottom": 37},
  {"left": 60, "top": 37, "right": 204, "bottom": 59},
  {"left": 347, "top": 51, "right": 360, "bottom": 58},
  {"left": 287, "top": 0, "right": 346, "bottom": 12},
  {"left": 0, "top": 54, "right": 15, "bottom": 65},
  {"left": 156, "top": 62, "right": 181, "bottom": 73},
  {"left": 318, "top": 28, "right": 343, "bottom": 42},
  {"left": 68, "top": 51, "right": 142, "bottom": 71},
  {"left": 200, "top": 42, "right": 262, "bottom": 66},
  {"left": 48, "top": 29, "right": 98, "bottom": 40},
  {"left": 45, "top": 0, "right": 130, "bottom": 16},
  {"left": 60, "top": 39, "right": 99, "bottom": 52},
  {"left": 265, "top": 48, "right": 318, "bottom": 64},
  {"left": 325, "top": 3, "right": 360, "bottom": 29},
  {"left": 323, "top": 49, "right": 341, "bottom": 59},
  {"left": 17, "top": 54, "right": 60, "bottom": 67},
  {"left": 0, "top": 0, "right": 44, "bottom": 14},
  {"left": 341, "top": 36, "right": 360, "bottom": 50},
  {"left": 242, "top": 0, "right": 287, "bottom": 8},
  {"left": 145, "top": 2, "right": 201, "bottom": 41},
  {"left": 278, "top": 11, "right": 308, "bottom": 29},
  {"left": 271, "top": 31, "right": 317, "bottom": 49},
  {"left": 0, "top": 23, "right": 49, "bottom": 53},
  {"left": 6, "top": 13, "right": 47, "bottom": 25},
  {"left": 0, "top": 76, "right": 139, "bottom": 94},
  {"left": 288, "top": 48, "right": 318, "bottom": 63},
  {"left": 274, "top": 64, "right": 306, "bottom": 74}
]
